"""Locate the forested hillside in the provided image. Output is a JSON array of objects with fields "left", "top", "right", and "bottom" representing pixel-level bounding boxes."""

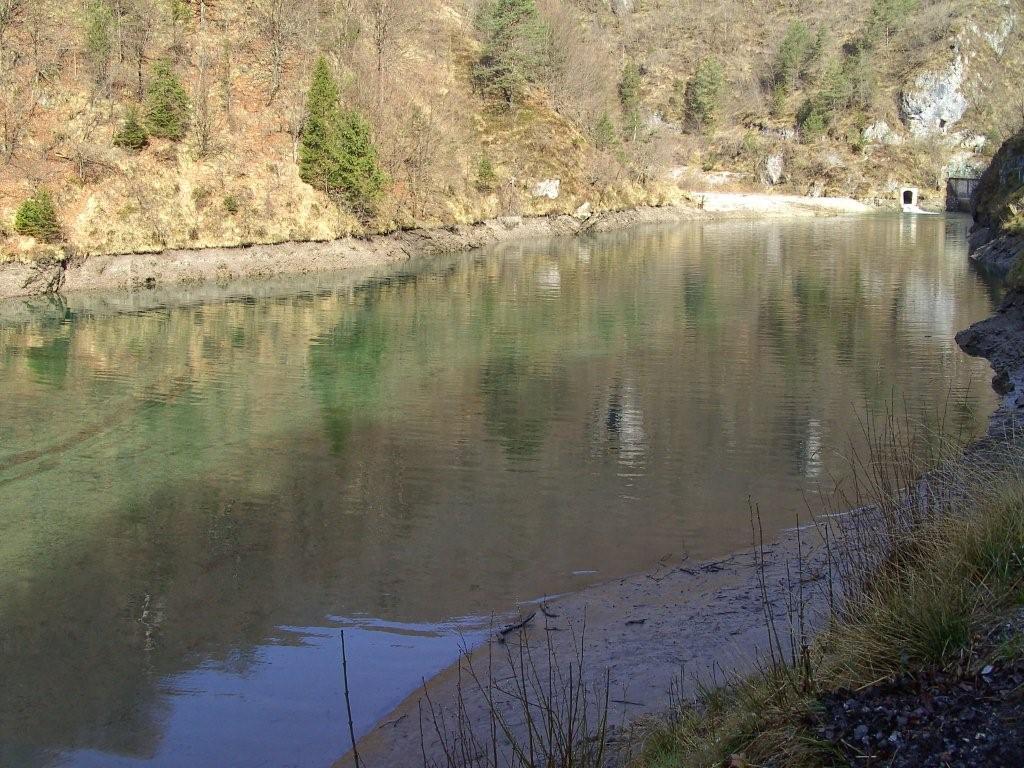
[{"left": 0, "top": 0, "right": 1020, "bottom": 260}]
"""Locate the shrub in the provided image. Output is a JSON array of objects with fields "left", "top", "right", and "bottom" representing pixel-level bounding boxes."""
[
  {"left": 474, "top": 0, "right": 549, "bottom": 109},
  {"left": 14, "top": 190, "right": 61, "bottom": 242},
  {"left": 223, "top": 195, "right": 240, "bottom": 214},
  {"left": 685, "top": 57, "right": 725, "bottom": 133},
  {"left": 299, "top": 57, "right": 387, "bottom": 214},
  {"left": 113, "top": 107, "right": 149, "bottom": 151},
  {"left": 145, "top": 60, "right": 190, "bottom": 140}
]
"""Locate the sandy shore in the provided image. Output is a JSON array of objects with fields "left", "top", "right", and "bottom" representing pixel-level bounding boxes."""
[
  {"left": 0, "top": 193, "right": 873, "bottom": 301},
  {"left": 336, "top": 524, "right": 831, "bottom": 767}
]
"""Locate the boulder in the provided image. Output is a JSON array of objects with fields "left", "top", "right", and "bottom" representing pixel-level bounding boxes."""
[
  {"left": 760, "top": 153, "right": 784, "bottom": 186},
  {"left": 531, "top": 179, "right": 561, "bottom": 200},
  {"left": 901, "top": 57, "right": 968, "bottom": 138},
  {"left": 863, "top": 120, "right": 904, "bottom": 146},
  {"left": 573, "top": 202, "right": 592, "bottom": 220}
]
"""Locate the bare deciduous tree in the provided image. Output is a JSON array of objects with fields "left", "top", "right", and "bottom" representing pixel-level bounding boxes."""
[
  {"left": 362, "top": 0, "right": 414, "bottom": 106},
  {"left": 122, "top": 0, "right": 156, "bottom": 99},
  {"left": 249, "top": 0, "right": 301, "bottom": 104}
]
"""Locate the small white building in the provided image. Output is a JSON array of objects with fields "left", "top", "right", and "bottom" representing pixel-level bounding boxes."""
[{"left": 900, "top": 187, "right": 920, "bottom": 212}]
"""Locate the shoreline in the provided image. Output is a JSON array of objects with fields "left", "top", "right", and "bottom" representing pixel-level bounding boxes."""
[
  {"left": 336, "top": 525, "right": 831, "bottom": 767},
  {"left": 0, "top": 192, "right": 873, "bottom": 301}
]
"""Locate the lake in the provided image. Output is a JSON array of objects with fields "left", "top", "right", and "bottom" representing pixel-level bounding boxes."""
[{"left": 0, "top": 214, "right": 999, "bottom": 767}]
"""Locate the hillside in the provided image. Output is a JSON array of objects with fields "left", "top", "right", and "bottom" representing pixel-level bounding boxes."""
[{"left": 0, "top": 0, "right": 1021, "bottom": 263}]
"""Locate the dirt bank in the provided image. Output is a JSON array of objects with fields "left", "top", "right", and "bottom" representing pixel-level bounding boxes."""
[
  {"left": 0, "top": 193, "right": 873, "bottom": 301},
  {"left": 336, "top": 524, "right": 830, "bottom": 767}
]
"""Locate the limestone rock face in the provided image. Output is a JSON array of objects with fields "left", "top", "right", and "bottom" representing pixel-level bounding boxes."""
[
  {"left": 901, "top": 57, "right": 968, "bottom": 137},
  {"left": 531, "top": 179, "right": 561, "bottom": 199}
]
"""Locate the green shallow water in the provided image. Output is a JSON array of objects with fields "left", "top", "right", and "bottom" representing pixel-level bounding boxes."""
[{"left": 0, "top": 214, "right": 1001, "bottom": 766}]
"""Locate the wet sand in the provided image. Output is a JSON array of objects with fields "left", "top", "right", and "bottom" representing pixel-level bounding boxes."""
[{"left": 338, "top": 523, "right": 831, "bottom": 767}]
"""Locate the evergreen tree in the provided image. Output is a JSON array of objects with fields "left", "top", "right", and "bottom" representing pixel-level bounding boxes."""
[
  {"left": 861, "top": 0, "right": 919, "bottom": 49},
  {"left": 14, "top": 190, "right": 61, "bottom": 242},
  {"left": 300, "top": 57, "right": 344, "bottom": 193},
  {"left": 476, "top": 154, "right": 498, "bottom": 191},
  {"left": 474, "top": 0, "right": 549, "bottom": 109},
  {"left": 334, "top": 109, "right": 387, "bottom": 213},
  {"left": 145, "top": 60, "right": 190, "bottom": 140},
  {"left": 618, "top": 61, "right": 642, "bottom": 141},
  {"left": 299, "top": 57, "right": 387, "bottom": 214},
  {"left": 593, "top": 112, "right": 616, "bottom": 150},
  {"left": 113, "top": 106, "right": 149, "bottom": 150},
  {"left": 685, "top": 57, "right": 725, "bottom": 133},
  {"left": 772, "top": 22, "right": 813, "bottom": 95},
  {"left": 83, "top": 0, "right": 114, "bottom": 87}
]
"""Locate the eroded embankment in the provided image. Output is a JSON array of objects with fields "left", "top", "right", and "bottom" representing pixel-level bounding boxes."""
[{"left": 0, "top": 194, "right": 872, "bottom": 301}]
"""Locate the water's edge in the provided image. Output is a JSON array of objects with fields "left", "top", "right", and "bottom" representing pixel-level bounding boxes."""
[{"left": 0, "top": 195, "right": 873, "bottom": 301}]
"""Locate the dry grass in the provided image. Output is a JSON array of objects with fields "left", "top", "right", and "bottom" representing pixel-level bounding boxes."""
[{"left": 633, "top": 418, "right": 1024, "bottom": 768}]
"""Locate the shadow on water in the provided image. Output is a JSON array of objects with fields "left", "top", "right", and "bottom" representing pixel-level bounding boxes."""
[{"left": 0, "top": 214, "right": 1002, "bottom": 766}]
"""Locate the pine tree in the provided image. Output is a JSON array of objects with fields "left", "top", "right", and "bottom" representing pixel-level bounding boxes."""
[
  {"left": 14, "top": 190, "right": 61, "bottom": 242},
  {"left": 113, "top": 106, "right": 149, "bottom": 150},
  {"left": 145, "top": 60, "right": 190, "bottom": 140},
  {"left": 593, "top": 112, "right": 616, "bottom": 150},
  {"left": 476, "top": 154, "right": 498, "bottom": 191},
  {"left": 299, "top": 57, "right": 387, "bottom": 214},
  {"left": 474, "top": 0, "right": 549, "bottom": 109},
  {"left": 334, "top": 108, "right": 387, "bottom": 214},
  {"left": 618, "top": 61, "right": 642, "bottom": 141},
  {"left": 685, "top": 57, "right": 725, "bottom": 133},
  {"left": 299, "top": 57, "right": 344, "bottom": 193},
  {"left": 83, "top": 0, "right": 114, "bottom": 87}
]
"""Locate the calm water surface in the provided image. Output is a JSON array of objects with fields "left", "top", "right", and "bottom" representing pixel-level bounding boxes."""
[{"left": 0, "top": 215, "right": 1000, "bottom": 766}]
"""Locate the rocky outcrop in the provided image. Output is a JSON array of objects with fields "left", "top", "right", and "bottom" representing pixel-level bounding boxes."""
[
  {"left": 967, "top": 130, "right": 1024, "bottom": 275},
  {"left": 957, "top": 291, "right": 1024, "bottom": 438},
  {"left": 901, "top": 56, "right": 968, "bottom": 138}
]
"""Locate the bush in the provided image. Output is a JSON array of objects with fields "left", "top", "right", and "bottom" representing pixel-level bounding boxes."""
[
  {"left": 14, "top": 190, "right": 61, "bottom": 242},
  {"left": 223, "top": 195, "right": 240, "bottom": 215},
  {"left": 145, "top": 60, "right": 190, "bottom": 140},
  {"left": 113, "top": 107, "right": 149, "bottom": 151},
  {"left": 685, "top": 57, "right": 725, "bottom": 133},
  {"left": 299, "top": 57, "right": 387, "bottom": 215}
]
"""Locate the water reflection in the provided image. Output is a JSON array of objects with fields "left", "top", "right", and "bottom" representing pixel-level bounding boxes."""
[{"left": 0, "top": 215, "right": 998, "bottom": 767}]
